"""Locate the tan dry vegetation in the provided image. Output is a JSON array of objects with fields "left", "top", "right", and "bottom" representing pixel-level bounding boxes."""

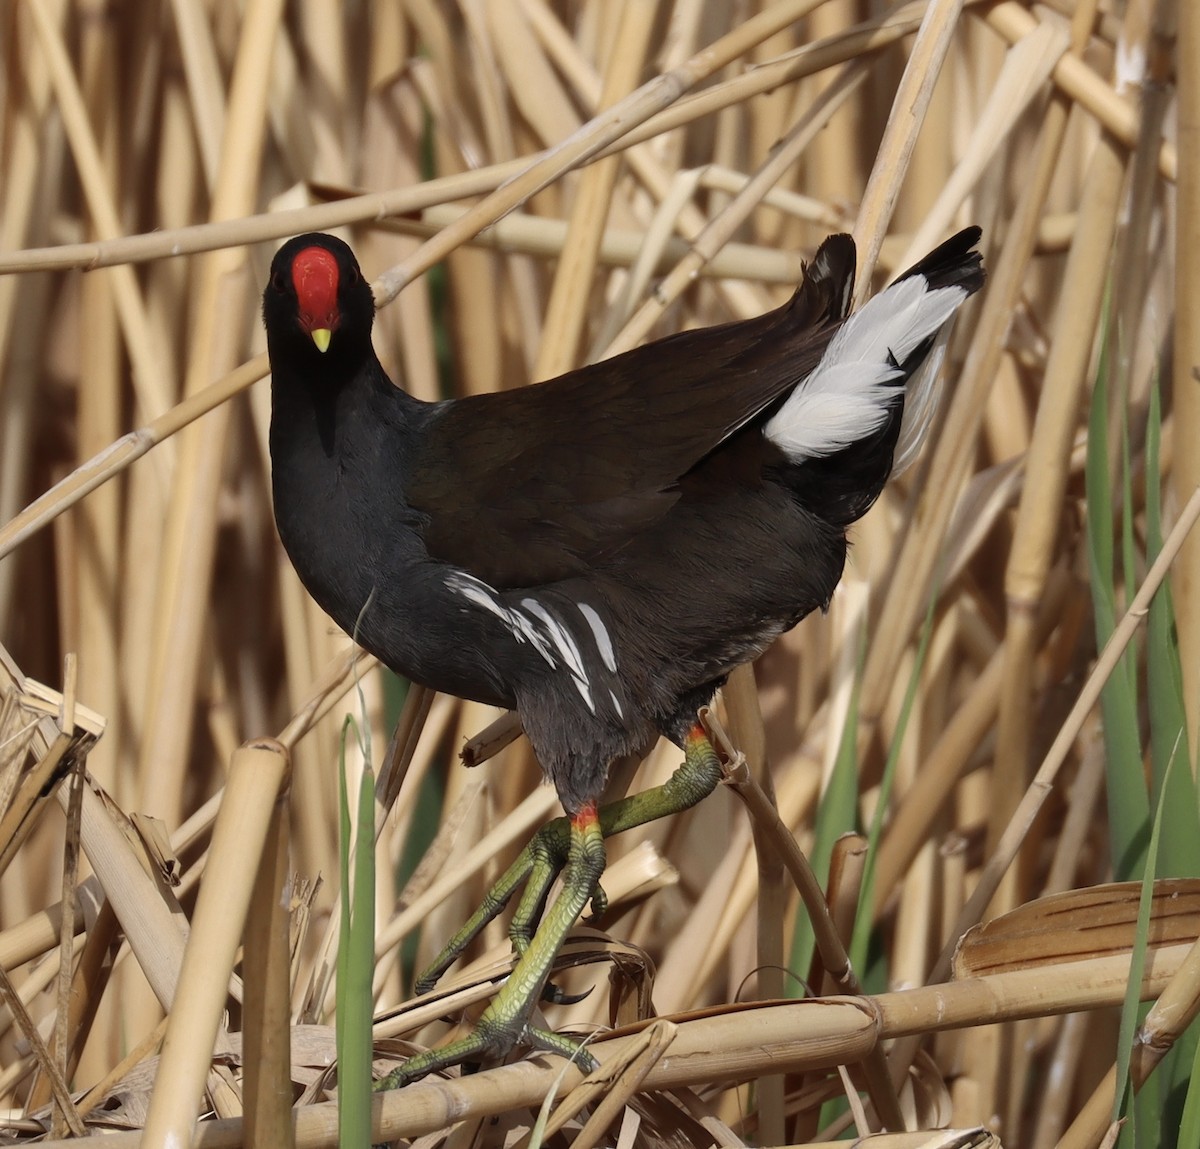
[{"left": 0, "top": 1, "right": 1196, "bottom": 1147}]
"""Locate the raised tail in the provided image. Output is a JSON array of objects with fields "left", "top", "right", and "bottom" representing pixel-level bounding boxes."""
[{"left": 763, "top": 227, "right": 985, "bottom": 526}]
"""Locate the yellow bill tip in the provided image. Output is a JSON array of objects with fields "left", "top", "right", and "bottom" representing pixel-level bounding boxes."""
[{"left": 311, "top": 328, "right": 332, "bottom": 353}]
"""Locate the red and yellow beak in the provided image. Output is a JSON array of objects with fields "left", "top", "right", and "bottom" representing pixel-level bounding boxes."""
[{"left": 291, "top": 246, "right": 341, "bottom": 354}]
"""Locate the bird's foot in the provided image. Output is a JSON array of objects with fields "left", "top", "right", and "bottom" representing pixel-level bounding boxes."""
[
  {"left": 392, "top": 727, "right": 724, "bottom": 1087},
  {"left": 374, "top": 1017, "right": 598, "bottom": 1091},
  {"left": 388, "top": 807, "right": 607, "bottom": 1088},
  {"left": 416, "top": 722, "right": 721, "bottom": 996}
]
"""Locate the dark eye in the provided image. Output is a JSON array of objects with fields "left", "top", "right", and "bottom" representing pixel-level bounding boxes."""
[
  {"left": 271, "top": 270, "right": 286, "bottom": 292},
  {"left": 347, "top": 265, "right": 361, "bottom": 286}
]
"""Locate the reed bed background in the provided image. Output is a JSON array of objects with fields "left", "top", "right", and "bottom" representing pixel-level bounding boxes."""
[{"left": 0, "top": 0, "right": 1196, "bottom": 1146}]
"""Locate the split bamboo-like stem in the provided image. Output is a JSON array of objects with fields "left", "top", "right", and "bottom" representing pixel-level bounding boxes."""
[
  {"left": 242, "top": 762, "right": 295, "bottom": 1149},
  {"left": 141, "top": 739, "right": 290, "bottom": 1146}
]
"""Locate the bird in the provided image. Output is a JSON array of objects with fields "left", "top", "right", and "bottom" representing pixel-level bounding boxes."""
[{"left": 263, "top": 226, "right": 985, "bottom": 1084}]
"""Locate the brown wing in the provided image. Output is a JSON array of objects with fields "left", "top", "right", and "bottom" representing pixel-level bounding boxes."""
[{"left": 406, "top": 235, "right": 857, "bottom": 587}]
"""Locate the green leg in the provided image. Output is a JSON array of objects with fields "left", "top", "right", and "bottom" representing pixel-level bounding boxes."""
[
  {"left": 416, "top": 726, "right": 723, "bottom": 990},
  {"left": 414, "top": 817, "right": 573, "bottom": 994},
  {"left": 381, "top": 725, "right": 723, "bottom": 1087},
  {"left": 595, "top": 724, "right": 722, "bottom": 838},
  {"left": 377, "top": 804, "right": 606, "bottom": 1088}
]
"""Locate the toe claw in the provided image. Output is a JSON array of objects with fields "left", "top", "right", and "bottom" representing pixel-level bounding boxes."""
[{"left": 541, "top": 981, "right": 594, "bottom": 1006}]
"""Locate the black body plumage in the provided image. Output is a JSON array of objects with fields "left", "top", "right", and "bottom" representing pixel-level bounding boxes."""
[{"left": 266, "top": 229, "right": 984, "bottom": 811}]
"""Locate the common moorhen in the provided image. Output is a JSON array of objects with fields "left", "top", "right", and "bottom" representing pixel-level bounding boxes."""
[{"left": 264, "top": 227, "right": 985, "bottom": 1084}]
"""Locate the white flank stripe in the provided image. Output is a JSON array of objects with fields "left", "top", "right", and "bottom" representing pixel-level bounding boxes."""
[
  {"left": 521, "top": 599, "right": 588, "bottom": 684},
  {"left": 521, "top": 599, "right": 598, "bottom": 716},
  {"left": 765, "top": 277, "right": 968, "bottom": 462},
  {"left": 445, "top": 573, "right": 558, "bottom": 668},
  {"left": 448, "top": 575, "right": 508, "bottom": 621},
  {"left": 577, "top": 602, "right": 618, "bottom": 671},
  {"left": 447, "top": 576, "right": 613, "bottom": 717},
  {"left": 571, "top": 677, "right": 596, "bottom": 712}
]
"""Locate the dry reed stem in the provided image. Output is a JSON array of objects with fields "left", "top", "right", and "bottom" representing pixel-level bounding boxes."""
[
  {"left": 1174, "top": 0, "right": 1200, "bottom": 763},
  {"left": 873, "top": 640, "right": 1000, "bottom": 913},
  {"left": 25, "top": 0, "right": 174, "bottom": 424},
  {"left": 69, "top": 1015, "right": 168, "bottom": 1122},
  {"left": 27, "top": 894, "right": 103, "bottom": 1108},
  {"left": 938, "top": 482, "right": 1200, "bottom": 983},
  {"left": 1056, "top": 925, "right": 1200, "bottom": 1149},
  {"left": 518, "top": 0, "right": 772, "bottom": 327},
  {"left": 993, "top": 96, "right": 1126, "bottom": 914},
  {"left": 142, "top": 739, "right": 289, "bottom": 1145},
  {"left": 370, "top": 0, "right": 840, "bottom": 309},
  {"left": 0, "top": 9, "right": 52, "bottom": 615},
  {"left": 857, "top": 18, "right": 1076, "bottom": 741},
  {"left": 985, "top": 2, "right": 1176, "bottom": 180},
  {"left": 715, "top": 725, "right": 905, "bottom": 1134},
  {"left": 654, "top": 753, "right": 822, "bottom": 1015},
  {"left": 26, "top": 939, "right": 1199, "bottom": 1149},
  {"left": 49, "top": 754, "right": 82, "bottom": 1136},
  {"left": 137, "top": 0, "right": 286, "bottom": 836},
  {"left": 891, "top": 18, "right": 1068, "bottom": 273},
  {"left": 608, "top": 60, "right": 867, "bottom": 357},
  {"left": 852, "top": 0, "right": 964, "bottom": 290},
  {"left": 825, "top": 835, "right": 868, "bottom": 987},
  {"left": 241, "top": 768, "right": 294, "bottom": 1149},
  {"left": 535, "top": 1019, "right": 677, "bottom": 1149},
  {"left": 0, "top": 961, "right": 83, "bottom": 1138},
  {"left": 533, "top": 0, "right": 655, "bottom": 381},
  {"left": 718, "top": 668, "right": 786, "bottom": 1140},
  {"left": 70, "top": 779, "right": 187, "bottom": 1013},
  {"left": 376, "top": 198, "right": 810, "bottom": 282},
  {"left": 713, "top": 726, "right": 851, "bottom": 998}
]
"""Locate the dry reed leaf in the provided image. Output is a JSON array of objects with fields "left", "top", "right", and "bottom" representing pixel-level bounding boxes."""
[
  {"left": 831, "top": 1132, "right": 998, "bottom": 1149},
  {"left": 955, "top": 881, "right": 1200, "bottom": 979}
]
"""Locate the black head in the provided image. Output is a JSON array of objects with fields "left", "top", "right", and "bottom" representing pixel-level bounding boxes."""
[{"left": 263, "top": 232, "right": 376, "bottom": 369}]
